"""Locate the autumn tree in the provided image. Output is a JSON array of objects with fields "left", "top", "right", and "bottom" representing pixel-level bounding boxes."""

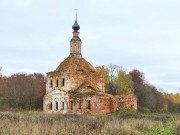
[
  {"left": 107, "top": 64, "right": 120, "bottom": 82},
  {"left": 107, "top": 64, "right": 121, "bottom": 95},
  {"left": 96, "top": 65, "right": 134, "bottom": 95},
  {"left": 0, "top": 76, "right": 5, "bottom": 109},
  {"left": 96, "top": 64, "right": 120, "bottom": 95},
  {"left": 114, "top": 70, "right": 134, "bottom": 95},
  {"left": 129, "top": 69, "right": 166, "bottom": 112},
  {"left": 0, "top": 76, "right": 4, "bottom": 96},
  {"left": 4, "top": 73, "right": 45, "bottom": 110},
  {"left": 96, "top": 65, "right": 109, "bottom": 91},
  {"left": 163, "top": 93, "right": 180, "bottom": 104},
  {"left": 163, "top": 93, "right": 180, "bottom": 112},
  {"left": 29, "top": 73, "right": 46, "bottom": 108},
  {"left": 129, "top": 69, "right": 144, "bottom": 107}
]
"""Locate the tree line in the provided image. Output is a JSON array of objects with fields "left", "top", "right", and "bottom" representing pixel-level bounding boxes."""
[
  {"left": 96, "top": 64, "right": 180, "bottom": 113},
  {"left": 0, "top": 65, "right": 179, "bottom": 112},
  {"left": 0, "top": 73, "right": 45, "bottom": 110}
]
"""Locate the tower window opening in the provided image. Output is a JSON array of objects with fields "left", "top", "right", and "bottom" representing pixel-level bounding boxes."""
[
  {"left": 62, "top": 78, "right": 65, "bottom": 86},
  {"left": 87, "top": 100, "right": 91, "bottom": 110},
  {"left": 56, "top": 80, "right": 59, "bottom": 87},
  {"left": 56, "top": 101, "right": 58, "bottom": 110},
  {"left": 50, "top": 80, "right": 53, "bottom": 88},
  {"left": 62, "top": 102, "right": 64, "bottom": 110}
]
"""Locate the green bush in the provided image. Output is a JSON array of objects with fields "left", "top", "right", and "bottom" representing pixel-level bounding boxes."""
[
  {"left": 141, "top": 121, "right": 176, "bottom": 135},
  {"left": 140, "top": 107, "right": 151, "bottom": 113},
  {"left": 0, "top": 96, "right": 5, "bottom": 110}
]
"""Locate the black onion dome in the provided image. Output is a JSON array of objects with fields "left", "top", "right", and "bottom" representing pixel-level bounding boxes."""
[{"left": 72, "top": 20, "right": 80, "bottom": 31}]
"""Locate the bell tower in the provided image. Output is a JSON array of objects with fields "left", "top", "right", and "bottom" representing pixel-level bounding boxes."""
[{"left": 70, "top": 9, "right": 82, "bottom": 58}]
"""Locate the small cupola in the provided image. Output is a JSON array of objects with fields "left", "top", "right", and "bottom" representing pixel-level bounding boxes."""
[
  {"left": 72, "top": 9, "right": 80, "bottom": 32},
  {"left": 72, "top": 19, "right": 80, "bottom": 32}
]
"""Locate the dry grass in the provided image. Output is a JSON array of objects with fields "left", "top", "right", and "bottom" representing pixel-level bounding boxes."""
[{"left": 0, "top": 110, "right": 179, "bottom": 135}]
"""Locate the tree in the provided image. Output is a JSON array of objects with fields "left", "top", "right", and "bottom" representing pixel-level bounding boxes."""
[
  {"left": 129, "top": 69, "right": 144, "bottom": 84},
  {"left": 107, "top": 64, "right": 121, "bottom": 95},
  {"left": 29, "top": 73, "right": 46, "bottom": 108},
  {"left": 114, "top": 70, "right": 134, "bottom": 95},
  {"left": 163, "top": 93, "right": 180, "bottom": 112},
  {"left": 4, "top": 73, "right": 46, "bottom": 110},
  {"left": 129, "top": 69, "right": 145, "bottom": 108},
  {"left": 96, "top": 65, "right": 109, "bottom": 91},
  {"left": 129, "top": 69, "right": 167, "bottom": 112},
  {"left": 0, "top": 77, "right": 4, "bottom": 96},
  {"left": 107, "top": 64, "right": 120, "bottom": 82},
  {"left": 96, "top": 65, "right": 134, "bottom": 95}
]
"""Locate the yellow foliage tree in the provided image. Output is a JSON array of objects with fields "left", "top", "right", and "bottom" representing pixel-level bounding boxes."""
[
  {"left": 114, "top": 70, "right": 134, "bottom": 95},
  {"left": 96, "top": 65, "right": 109, "bottom": 91}
]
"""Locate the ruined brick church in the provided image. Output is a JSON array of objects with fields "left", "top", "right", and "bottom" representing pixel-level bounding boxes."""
[{"left": 43, "top": 15, "right": 137, "bottom": 115}]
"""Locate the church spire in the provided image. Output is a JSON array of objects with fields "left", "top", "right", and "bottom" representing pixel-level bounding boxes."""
[
  {"left": 72, "top": 8, "right": 80, "bottom": 32},
  {"left": 70, "top": 9, "right": 82, "bottom": 58}
]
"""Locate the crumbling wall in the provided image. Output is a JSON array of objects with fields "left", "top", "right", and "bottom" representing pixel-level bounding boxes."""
[
  {"left": 67, "top": 93, "right": 137, "bottom": 115},
  {"left": 46, "top": 64, "right": 104, "bottom": 93},
  {"left": 115, "top": 95, "right": 137, "bottom": 112},
  {"left": 69, "top": 93, "right": 117, "bottom": 115}
]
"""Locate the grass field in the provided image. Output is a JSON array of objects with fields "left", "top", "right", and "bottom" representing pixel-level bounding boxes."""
[{"left": 0, "top": 109, "right": 180, "bottom": 135}]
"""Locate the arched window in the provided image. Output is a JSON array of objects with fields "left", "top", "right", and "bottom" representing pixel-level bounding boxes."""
[
  {"left": 87, "top": 100, "right": 91, "bottom": 110},
  {"left": 62, "top": 102, "right": 64, "bottom": 110},
  {"left": 56, "top": 80, "right": 59, "bottom": 87},
  {"left": 70, "top": 101, "right": 73, "bottom": 110},
  {"left": 50, "top": 80, "right": 53, "bottom": 88},
  {"left": 56, "top": 101, "right": 58, "bottom": 110},
  {"left": 79, "top": 100, "right": 82, "bottom": 109},
  {"left": 62, "top": 78, "right": 65, "bottom": 86}
]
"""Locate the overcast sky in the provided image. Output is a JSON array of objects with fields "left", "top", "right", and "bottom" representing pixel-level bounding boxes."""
[{"left": 0, "top": 0, "right": 180, "bottom": 93}]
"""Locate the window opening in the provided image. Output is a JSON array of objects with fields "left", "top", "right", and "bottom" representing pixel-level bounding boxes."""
[
  {"left": 70, "top": 101, "right": 73, "bottom": 110},
  {"left": 50, "top": 80, "right": 53, "bottom": 88},
  {"left": 62, "top": 102, "right": 64, "bottom": 110},
  {"left": 56, "top": 80, "right": 59, "bottom": 87},
  {"left": 56, "top": 101, "right": 58, "bottom": 110},
  {"left": 79, "top": 100, "right": 82, "bottom": 109},
  {"left": 62, "top": 78, "right": 65, "bottom": 86},
  {"left": 87, "top": 100, "right": 91, "bottom": 110}
]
